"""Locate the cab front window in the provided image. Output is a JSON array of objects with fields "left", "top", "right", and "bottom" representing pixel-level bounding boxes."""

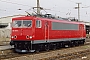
[
  {"left": 12, "top": 20, "right": 32, "bottom": 28},
  {"left": 23, "top": 20, "right": 32, "bottom": 28},
  {"left": 13, "top": 20, "right": 22, "bottom": 28}
]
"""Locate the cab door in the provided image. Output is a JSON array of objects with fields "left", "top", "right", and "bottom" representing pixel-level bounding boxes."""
[
  {"left": 79, "top": 24, "right": 84, "bottom": 38},
  {"left": 35, "top": 20, "right": 43, "bottom": 40},
  {"left": 45, "top": 21, "right": 49, "bottom": 42}
]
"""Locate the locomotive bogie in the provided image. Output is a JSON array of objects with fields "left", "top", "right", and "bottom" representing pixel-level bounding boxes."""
[{"left": 11, "top": 39, "right": 85, "bottom": 53}]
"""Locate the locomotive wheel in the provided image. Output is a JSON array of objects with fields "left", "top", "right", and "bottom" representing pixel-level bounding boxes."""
[
  {"left": 45, "top": 44, "right": 49, "bottom": 51},
  {"left": 59, "top": 43, "right": 62, "bottom": 48},
  {"left": 53, "top": 44, "right": 56, "bottom": 50},
  {"left": 79, "top": 40, "right": 84, "bottom": 45},
  {"left": 56, "top": 43, "right": 60, "bottom": 49},
  {"left": 75, "top": 41, "right": 79, "bottom": 46},
  {"left": 70, "top": 41, "right": 74, "bottom": 47},
  {"left": 35, "top": 47, "right": 40, "bottom": 52},
  {"left": 35, "top": 45, "right": 41, "bottom": 52},
  {"left": 81, "top": 40, "right": 84, "bottom": 45},
  {"left": 35, "top": 49, "right": 40, "bottom": 53}
]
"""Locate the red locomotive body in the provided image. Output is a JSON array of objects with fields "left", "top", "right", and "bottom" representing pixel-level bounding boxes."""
[{"left": 10, "top": 15, "right": 86, "bottom": 52}]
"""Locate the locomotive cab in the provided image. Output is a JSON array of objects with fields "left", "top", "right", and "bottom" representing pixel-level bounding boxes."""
[{"left": 10, "top": 16, "right": 35, "bottom": 52}]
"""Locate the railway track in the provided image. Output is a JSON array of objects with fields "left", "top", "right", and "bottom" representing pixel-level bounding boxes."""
[
  {"left": 0, "top": 49, "right": 26, "bottom": 59},
  {"left": 40, "top": 49, "right": 90, "bottom": 60},
  {"left": 0, "top": 42, "right": 90, "bottom": 60}
]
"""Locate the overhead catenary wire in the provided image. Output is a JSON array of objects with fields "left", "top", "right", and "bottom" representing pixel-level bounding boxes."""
[
  {"left": 47, "top": 8, "right": 90, "bottom": 19},
  {"left": 0, "top": 0, "right": 89, "bottom": 20},
  {"left": 0, "top": 0, "right": 34, "bottom": 14},
  {"left": 62, "top": 0, "right": 90, "bottom": 20},
  {"left": 0, "top": 0, "right": 90, "bottom": 11},
  {"left": 0, "top": 0, "right": 32, "bottom": 7},
  {"left": 0, "top": 0, "right": 89, "bottom": 12},
  {"left": 66, "top": 0, "right": 77, "bottom": 3},
  {"left": 66, "top": 0, "right": 90, "bottom": 8},
  {"left": 0, "top": 9, "right": 6, "bottom": 11}
]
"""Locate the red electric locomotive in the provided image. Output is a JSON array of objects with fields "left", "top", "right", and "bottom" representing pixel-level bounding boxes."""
[{"left": 10, "top": 14, "right": 86, "bottom": 53}]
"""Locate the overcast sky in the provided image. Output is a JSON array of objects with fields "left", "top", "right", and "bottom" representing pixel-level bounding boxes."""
[{"left": 0, "top": 0, "right": 90, "bottom": 22}]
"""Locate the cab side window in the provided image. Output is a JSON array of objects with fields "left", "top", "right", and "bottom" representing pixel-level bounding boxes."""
[{"left": 36, "top": 20, "right": 42, "bottom": 28}]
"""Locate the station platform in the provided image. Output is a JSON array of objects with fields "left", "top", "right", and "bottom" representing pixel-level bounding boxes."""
[{"left": 0, "top": 45, "right": 14, "bottom": 50}]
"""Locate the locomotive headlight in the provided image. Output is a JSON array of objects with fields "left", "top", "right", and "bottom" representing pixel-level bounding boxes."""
[
  {"left": 11, "top": 36, "right": 14, "bottom": 38},
  {"left": 26, "top": 35, "right": 32, "bottom": 39},
  {"left": 26, "top": 35, "right": 29, "bottom": 39},
  {"left": 11, "top": 35, "right": 17, "bottom": 39},
  {"left": 30, "top": 36, "right": 32, "bottom": 39},
  {"left": 14, "top": 35, "right": 17, "bottom": 39}
]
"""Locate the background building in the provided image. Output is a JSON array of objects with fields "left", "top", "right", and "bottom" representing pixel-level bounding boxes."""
[{"left": 0, "top": 15, "right": 25, "bottom": 44}]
